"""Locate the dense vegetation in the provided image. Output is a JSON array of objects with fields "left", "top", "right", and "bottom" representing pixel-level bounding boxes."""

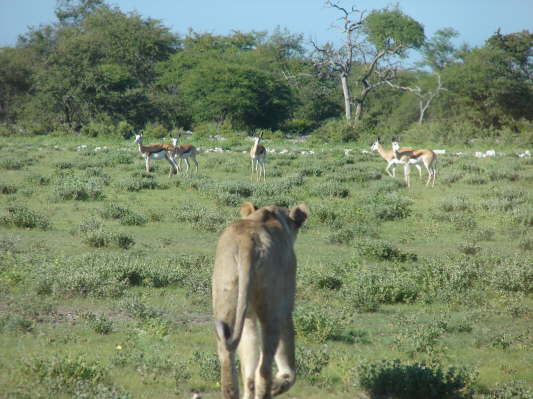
[
  {"left": 0, "top": 0, "right": 531, "bottom": 145},
  {"left": 0, "top": 134, "right": 532, "bottom": 398}
]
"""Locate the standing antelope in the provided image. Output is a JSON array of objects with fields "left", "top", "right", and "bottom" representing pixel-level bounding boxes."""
[
  {"left": 171, "top": 135, "right": 199, "bottom": 173},
  {"left": 370, "top": 137, "right": 422, "bottom": 179},
  {"left": 392, "top": 140, "right": 437, "bottom": 187},
  {"left": 250, "top": 133, "right": 266, "bottom": 182},
  {"left": 134, "top": 134, "right": 178, "bottom": 176}
]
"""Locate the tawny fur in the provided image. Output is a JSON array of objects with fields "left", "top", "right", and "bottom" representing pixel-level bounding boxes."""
[
  {"left": 134, "top": 134, "right": 177, "bottom": 176},
  {"left": 171, "top": 137, "right": 199, "bottom": 173},
  {"left": 392, "top": 141, "right": 437, "bottom": 187},
  {"left": 370, "top": 137, "right": 422, "bottom": 179},
  {"left": 212, "top": 202, "right": 309, "bottom": 399}
]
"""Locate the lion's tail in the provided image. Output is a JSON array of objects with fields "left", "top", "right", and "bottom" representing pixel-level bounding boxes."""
[{"left": 215, "top": 242, "right": 254, "bottom": 352}]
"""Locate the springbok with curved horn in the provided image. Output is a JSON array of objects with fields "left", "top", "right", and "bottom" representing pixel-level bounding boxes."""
[
  {"left": 250, "top": 132, "right": 266, "bottom": 182},
  {"left": 392, "top": 140, "right": 437, "bottom": 188},
  {"left": 171, "top": 135, "right": 199, "bottom": 173},
  {"left": 134, "top": 133, "right": 178, "bottom": 176},
  {"left": 370, "top": 137, "right": 422, "bottom": 179}
]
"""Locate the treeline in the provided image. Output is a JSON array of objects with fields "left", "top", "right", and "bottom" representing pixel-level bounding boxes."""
[{"left": 0, "top": 0, "right": 531, "bottom": 144}]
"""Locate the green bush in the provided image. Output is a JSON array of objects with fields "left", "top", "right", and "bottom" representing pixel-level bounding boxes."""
[
  {"left": 484, "top": 380, "right": 533, "bottom": 399},
  {"left": 356, "top": 359, "right": 477, "bottom": 399},
  {"left": 1, "top": 205, "right": 51, "bottom": 230},
  {"left": 191, "top": 351, "right": 220, "bottom": 382},
  {"left": 0, "top": 157, "right": 34, "bottom": 170},
  {"left": 367, "top": 192, "right": 412, "bottom": 221},
  {"left": 294, "top": 306, "right": 340, "bottom": 343},
  {"left": 313, "top": 181, "right": 350, "bottom": 199},
  {"left": 0, "top": 183, "right": 17, "bottom": 194},
  {"left": 22, "top": 354, "right": 108, "bottom": 394},
  {"left": 53, "top": 176, "right": 105, "bottom": 200},
  {"left": 354, "top": 238, "right": 417, "bottom": 262},
  {"left": 296, "top": 346, "right": 330, "bottom": 385}
]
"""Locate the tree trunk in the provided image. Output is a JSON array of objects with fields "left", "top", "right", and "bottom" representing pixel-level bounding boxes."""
[{"left": 340, "top": 73, "right": 351, "bottom": 123}]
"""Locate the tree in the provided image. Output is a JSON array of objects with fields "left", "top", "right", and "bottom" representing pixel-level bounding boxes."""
[
  {"left": 420, "top": 28, "right": 459, "bottom": 71},
  {"left": 442, "top": 42, "right": 533, "bottom": 128},
  {"left": 179, "top": 61, "right": 294, "bottom": 130},
  {"left": 385, "top": 73, "right": 446, "bottom": 124},
  {"left": 313, "top": 2, "right": 424, "bottom": 125}
]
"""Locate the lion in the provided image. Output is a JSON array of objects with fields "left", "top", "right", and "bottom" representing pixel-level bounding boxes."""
[{"left": 212, "top": 202, "right": 309, "bottom": 399}]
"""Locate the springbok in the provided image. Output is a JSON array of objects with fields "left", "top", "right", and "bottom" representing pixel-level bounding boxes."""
[
  {"left": 250, "top": 133, "right": 266, "bottom": 182},
  {"left": 370, "top": 137, "right": 422, "bottom": 179},
  {"left": 392, "top": 140, "right": 437, "bottom": 187},
  {"left": 134, "top": 134, "right": 178, "bottom": 176},
  {"left": 171, "top": 135, "right": 199, "bottom": 173}
]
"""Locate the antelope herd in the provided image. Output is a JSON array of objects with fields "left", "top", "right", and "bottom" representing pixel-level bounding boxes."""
[{"left": 133, "top": 133, "right": 438, "bottom": 189}]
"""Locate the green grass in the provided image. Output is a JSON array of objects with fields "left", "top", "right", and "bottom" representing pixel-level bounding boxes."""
[{"left": 0, "top": 135, "right": 532, "bottom": 398}]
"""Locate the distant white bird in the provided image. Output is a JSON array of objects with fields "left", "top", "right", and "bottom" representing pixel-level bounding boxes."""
[{"left": 191, "top": 391, "right": 202, "bottom": 399}]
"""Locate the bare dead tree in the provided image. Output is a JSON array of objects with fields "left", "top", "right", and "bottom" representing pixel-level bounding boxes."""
[
  {"left": 385, "top": 74, "right": 446, "bottom": 124},
  {"left": 312, "top": 1, "right": 364, "bottom": 123},
  {"left": 312, "top": 1, "right": 425, "bottom": 126}
]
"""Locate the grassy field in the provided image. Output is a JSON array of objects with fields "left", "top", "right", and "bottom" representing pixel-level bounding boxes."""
[{"left": 0, "top": 135, "right": 532, "bottom": 399}]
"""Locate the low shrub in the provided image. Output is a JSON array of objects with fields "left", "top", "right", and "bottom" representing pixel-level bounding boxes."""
[
  {"left": 313, "top": 181, "right": 350, "bottom": 199},
  {"left": 53, "top": 176, "right": 105, "bottom": 201},
  {"left": 0, "top": 205, "right": 51, "bottom": 230},
  {"left": 485, "top": 380, "right": 533, "bottom": 399},
  {"left": 0, "top": 183, "right": 17, "bottom": 194},
  {"left": 81, "top": 312, "right": 114, "bottom": 335},
  {"left": 294, "top": 306, "right": 340, "bottom": 343},
  {"left": 356, "top": 359, "right": 477, "bottom": 399},
  {"left": 174, "top": 201, "right": 230, "bottom": 233},
  {"left": 354, "top": 238, "right": 417, "bottom": 262},
  {"left": 366, "top": 192, "right": 412, "bottom": 221},
  {"left": 0, "top": 157, "right": 34, "bottom": 170},
  {"left": 191, "top": 351, "right": 220, "bottom": 382},
  {"left": 22, "top": 354, "right": 108, "bottom": 394},
  {"left": 296, "top": 346, "right": 330, "bottom": 385}
]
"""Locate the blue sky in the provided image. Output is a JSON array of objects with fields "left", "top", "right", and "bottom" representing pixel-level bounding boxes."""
[{"left": 1, "top": 0, "right": 532, "bottom": 52}]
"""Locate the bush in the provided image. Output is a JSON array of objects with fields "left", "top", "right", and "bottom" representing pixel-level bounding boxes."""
[
  {"left": 22, "top": 354, "right": 108, "bottom": 394},
  {"left": 485, "top": 380, "right": 533, "bottom": 399},
  {"left": 0, "top": 157, "right": 34, "bottom": 170},
  {"left": 0, "top": 183, "right": 17, "bottom": 194},
  {"left": 313, "top": 181, "right": 350, "bottom": 199},
  {"left": 367, "top": 192, "right": 412, "bottom": 221},
  {"left": 294, "top": 307, "right": 340, "bottom": 343},
  {"left": 296, "top": 346, "right": 330, "bottom": 385},
  {"left": 53, "top": 176, "right": 105, "bottom": 201},
  {"left": 356, "top": 359, "right": 477, "bottom": 399},
  {"left": 354, "top": 238, "right": 417, "bottom": 262},
  {"left": 1, "top": 205, "right": 51, "bottom": 230}
]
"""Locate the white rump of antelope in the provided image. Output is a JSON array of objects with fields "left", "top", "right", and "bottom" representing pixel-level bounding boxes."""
[{"left": 212, "top": 202, "right": 309, "bottom": 399}]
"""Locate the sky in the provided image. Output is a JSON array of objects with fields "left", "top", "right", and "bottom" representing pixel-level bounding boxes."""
[{"left": 1, "top": 0, "right": 532, "bottom": 53}]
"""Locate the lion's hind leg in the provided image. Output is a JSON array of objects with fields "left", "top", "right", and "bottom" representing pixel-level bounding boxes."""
[
  {"left": 238, "top": 314, "right": 260, "bottom": 399},
  {"left": 216, "top": 339, "right": 239, "bottom": 399},
  {"left": 271, "top": 319, "right": 296, "bottom": 396}
]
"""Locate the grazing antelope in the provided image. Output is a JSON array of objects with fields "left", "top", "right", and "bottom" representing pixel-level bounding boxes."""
[
  {"left": 392, "top": 140, "right": 437, "bottom": 187},
  {"left": 370, "top": 137, "right": 422, "bottom": 179},
  {"left": 250, "top": 133, "right": 266, "bottom": 182},
  {"left": 171, "top": 135, "right": 199, "bottom": 173},
  {"left": 134, "top": 134, "right": 178, "bottom": 176}
]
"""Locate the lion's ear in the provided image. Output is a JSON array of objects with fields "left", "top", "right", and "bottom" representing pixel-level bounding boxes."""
[
  {"left": 289, "top": 204, "right": 309, "bottom": 228},
  {"left": 240, "top": 202, "right": 257, "bottom": 218}
]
